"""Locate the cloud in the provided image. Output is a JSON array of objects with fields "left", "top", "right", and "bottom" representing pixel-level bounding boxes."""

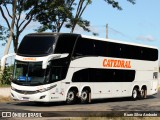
[{"left": 136, "top": 35, "right": 156, "bottom": 41}]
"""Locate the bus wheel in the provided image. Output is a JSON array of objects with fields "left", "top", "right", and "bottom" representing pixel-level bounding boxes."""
[
  {"left": 81, "top": 89, "right": 89, "bottom": 104},
  {"left": 132, "top": 88, "right": 138, "bottom": 100},
  {"left": 66, "top": 90, "right": 77, "bottom": 104},
  {"left": 141, "top": 88, "right": 147, "bottom": 99}
]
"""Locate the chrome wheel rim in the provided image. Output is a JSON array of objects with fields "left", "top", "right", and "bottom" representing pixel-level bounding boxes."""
[
  {"left": 67, "top": 92, "right": 74, "bottom": 101},
  {"left": 133, "top": 89, "right": 137, "bottom": 99},
  {"left": 81, "top": 92, "right": 87, "bottom": 100}
]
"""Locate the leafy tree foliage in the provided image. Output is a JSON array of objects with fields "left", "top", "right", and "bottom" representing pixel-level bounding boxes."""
[
  {"left": 0, "top": 0, "right": 136, "bottom": 52},
  {"left": 35, "top": 0, "right": 74, "bottom": 32},
  {"left": 34, "top": 0, "right": 93, "bottom": 33},
  {"left": 0, "top": 65, "right": 13, "bottom": 85},
  {"left": 0, "top": 0, "right": 39, "bottom": 52},
  {"left": 34, "top": 0, "right": 136, "bottom": 34},
  {"left": 66, "top": 0, "right": 92, "bottom": 33},
  {"left": 0, "top": 25, "right": 9, "bottom": 46}
]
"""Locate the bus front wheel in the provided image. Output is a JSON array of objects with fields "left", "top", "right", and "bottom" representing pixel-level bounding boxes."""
[{"left": 66, "top": 90, "right": 77, "bottom": 104}]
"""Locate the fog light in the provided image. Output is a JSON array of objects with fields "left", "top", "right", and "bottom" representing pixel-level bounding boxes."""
[{"left": 40, "top": 95, "right": 46, "bottom": 99}]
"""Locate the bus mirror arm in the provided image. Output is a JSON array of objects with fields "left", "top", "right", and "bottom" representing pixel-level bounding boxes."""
[
  {"left": 1, "top": 53, "right": 16, "bottom": 71},
  {"left": 42, "top": 53, "right": 69, "bottom": 69}
]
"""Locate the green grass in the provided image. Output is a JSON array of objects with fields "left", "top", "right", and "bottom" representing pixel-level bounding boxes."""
[{"left": 0, "top": 84, "right": 10, "bottom": 88}]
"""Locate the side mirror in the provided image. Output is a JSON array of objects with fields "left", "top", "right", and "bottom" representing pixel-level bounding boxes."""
[
  {"left": 1, "top": 53, "right": 16, "bottom": 71},
  {"left": 42, "top": 53, "right": 69, "bottom": 69}
]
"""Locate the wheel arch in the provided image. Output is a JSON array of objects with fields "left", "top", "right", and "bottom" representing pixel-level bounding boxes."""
[
  {"left": 131, "top": 85, "right": 140, "bottom": 96},
  {"left": 65, "top": 86, "right": 79, "bottom": 100},
  {"left": 141, "top": 85, "right": 147, "bottom": 90},
  {"left": 133, "top": 85, "right": 140, "bottom": 91},
  {"left": 81, "top": 86, "right": 91, "bottom": 93}
]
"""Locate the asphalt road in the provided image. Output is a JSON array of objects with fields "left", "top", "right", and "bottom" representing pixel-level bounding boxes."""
[{"left": 0, "top": 91, "right": 160, "bottom": 118}]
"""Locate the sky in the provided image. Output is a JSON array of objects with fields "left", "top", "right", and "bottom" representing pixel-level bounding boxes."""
[{"left": 0, "top": 0, "right": 160, "bottom": 61}]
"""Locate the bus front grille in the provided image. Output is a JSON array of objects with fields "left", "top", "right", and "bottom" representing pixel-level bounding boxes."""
[{"left": 13, "top": 89, "right": 38, "bottom": 95}]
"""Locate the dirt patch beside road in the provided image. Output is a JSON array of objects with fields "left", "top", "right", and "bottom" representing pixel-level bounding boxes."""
[
  {"left": 0, "top": 96, "right": 13, "bottom": 102},
  {"left": 0, "top": 87, "right": 10, "bottom": 97},
  {"left": 0, "top": 87, "right": 12, "bottom": 102}
]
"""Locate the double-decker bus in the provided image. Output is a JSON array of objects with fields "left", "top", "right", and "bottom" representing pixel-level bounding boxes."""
[{"left": 1, "top": 33, "right": 159, "bottom": 104}]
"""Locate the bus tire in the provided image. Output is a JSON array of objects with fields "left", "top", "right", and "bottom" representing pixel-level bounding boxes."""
[
  {"left": 66, "top": 90, "right": 77, "bottom": 104},
  {"left": 132, "top": 87, "right": 138, "bottom": 100},
  {"left": 81, "top": 89, "right": 89, "bottom": 104},
  {"left": 141, "top": 88, "right": 147, "bottom": 99}
]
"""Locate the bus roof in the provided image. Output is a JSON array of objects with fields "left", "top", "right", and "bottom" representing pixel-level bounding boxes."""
[
  {"left": 81, "top": 34, "right": 158, "bottom": 49},
  {"left": 26, "top": 32, "right": 80, "bottom": 37},
  {"left": 25, "top": 33, "right": 158, "bottom": 49}
]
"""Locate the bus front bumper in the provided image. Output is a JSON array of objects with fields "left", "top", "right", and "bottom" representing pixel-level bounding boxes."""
[{"left": 11, "top": 89, "right": 50, "bottom": 102}]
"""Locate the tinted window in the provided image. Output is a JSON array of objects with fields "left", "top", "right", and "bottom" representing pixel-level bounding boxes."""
[
  {"left": 51, "top": 58, "right": 70, "bottom": 66},
  {"left": 94, "top": 41, "right": 122, "bottom": 58},
  {"left": 73, "top": 38, "right": 94, "bottom": 57},
  {"left": 54, "top": 35, "right": 77, "bottom": 54},
  {"left": 17, "top": 35, "right": 55, "bottom": 56},
  {"left": 94, "top": 40, "right": 107, "bottom": 57},
  {"left": 72, "top": 68, "right": 135, "bottom": 82},
  {"left": 50, "top": 66, "right": 68, "bottom": 83},
  {"left": 140, "top": 47, "right": 158, "bottom": 61},
  {"left": 73, "top": 37, "right": 158, "bottom": 61},
  {"left": 72, "top": 69, "right": 90, "bottom": 82}
]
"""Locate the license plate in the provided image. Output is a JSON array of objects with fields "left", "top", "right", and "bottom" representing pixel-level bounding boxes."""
[{"left": 22, "top": 97, "right": 29, "bottom": 101}]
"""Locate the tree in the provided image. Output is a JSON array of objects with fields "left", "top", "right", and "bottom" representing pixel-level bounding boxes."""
[
  {"left": 0, "top": 0, "right": 39, "bottom": 53},
  {"left": 68, "top": 0, "right": 136, "bottom": 32},
  {"left": 35, "top": 0, "right": 93, "bottom": 33},
  {"left": 66, "top": 0, "right": 92, "bottom": 33},
  {"left": 35, "top": 0, "right": 74, "bottom": 33},
  {"left": 0, "top": 0, "right": 17, "bottom": 73},
  {"left": 34, "top": 0, "right": 135, "bottom": 34},
  {"left": 0, "top": 25, "right": 9, "bottom": 46},
  {"left": 0, "top": 0, "right": 40, "bottom": 73}
]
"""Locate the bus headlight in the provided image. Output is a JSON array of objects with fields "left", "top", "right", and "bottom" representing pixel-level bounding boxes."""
[{"left": 37, "top": 84, "right": 57, "bottom": 93}]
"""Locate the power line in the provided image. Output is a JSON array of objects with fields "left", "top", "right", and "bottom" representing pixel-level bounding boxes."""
[{"left": 90, "top": 24, "right": 133, "bottom": 40}]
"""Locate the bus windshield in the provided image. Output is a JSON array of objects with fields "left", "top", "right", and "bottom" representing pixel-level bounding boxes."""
[
  {"left": 13, "top": 61, "right": 48, "bottom": 86},
  {"left": 17, "top": 35, "right": 55, "bottom": 56}
]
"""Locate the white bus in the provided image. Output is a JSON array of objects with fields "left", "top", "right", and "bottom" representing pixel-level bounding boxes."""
[{"left": 2, "top": 33, "right": 159, "bottom": 104}]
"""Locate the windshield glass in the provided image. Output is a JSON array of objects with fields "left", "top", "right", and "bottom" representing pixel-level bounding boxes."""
[
  {"left": 17, "top": 35, "right": 55, "bottom": 56},
  {"left": 13, "top": 61, "right": 48, "bottom": 86}
]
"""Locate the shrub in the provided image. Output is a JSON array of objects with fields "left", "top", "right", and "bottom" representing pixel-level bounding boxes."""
[{"left": 0, "top": 65, "right": 13, "bottom": 85}]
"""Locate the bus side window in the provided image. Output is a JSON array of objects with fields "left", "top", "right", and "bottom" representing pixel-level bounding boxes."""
[
  {"left": 50, "top": 67, "right": 60, "bottom": 82},
  {"left": 50, "top": 67, "right": 68, "bottom": 83},
  {"left": 72, "top": 69, "right": 89, "bottom": 82},
  {"left": 73, "top": 38, "right": 94, "bottom": 58},
  {"left": 54, "top": 35, "right": 77, "bottom": 54}
]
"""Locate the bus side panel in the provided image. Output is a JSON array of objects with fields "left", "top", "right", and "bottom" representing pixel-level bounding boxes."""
[{"left": 91, "top": 82, "right": 133, "bottom": 99}]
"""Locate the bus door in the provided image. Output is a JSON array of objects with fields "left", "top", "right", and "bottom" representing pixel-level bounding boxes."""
[{"left": 49, "top": 66, "right": 67, "bottom": 100}]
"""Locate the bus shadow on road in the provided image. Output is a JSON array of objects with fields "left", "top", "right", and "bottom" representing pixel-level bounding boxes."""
[
  {"left": 90, "top": 95, "right": 156, "bottom": 104},
  {"left": 13, "top": 95, "right": 156, "bottom": 107}
]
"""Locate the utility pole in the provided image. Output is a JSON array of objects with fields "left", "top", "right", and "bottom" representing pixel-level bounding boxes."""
[
  {"left": 106, "top": 24, "right": 108, "bottom": 39},
  {"left": 1, "top": 0, "right": 17, "bottom": 73}
]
